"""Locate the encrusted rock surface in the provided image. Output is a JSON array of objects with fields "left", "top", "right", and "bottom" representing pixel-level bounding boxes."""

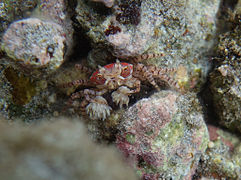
[
  {"left": 0, "top": 64, "right": 12, "bottom": 116},
  {"left": 116, "top": 91, "right": 209, "bottom": 179},
  {"left": 1, "top": 0, "right": 74, "bottom": 77},
  {"left": 1, "top": 18, "right": 66, "bottom": 71},
  {"left": 33, "top": 0, "right": 74, "bottom": 54},
  {"left": 196, "top": 125, "right": 241, "bottom": 179},
  {"left": 0, "top": 118, "right": 137, "bottom": 180},
  {"left": 0, "top": 59, "right": 63, "bottom": 121},
  {"left": 0, "top": 0, "right": 75, "bottom": 120},
  {"left": 0, "top": 17, "right": 67, "bottom": 120},
  {"left": 208, "top": 13, "right": 241, "bottom": 133}
]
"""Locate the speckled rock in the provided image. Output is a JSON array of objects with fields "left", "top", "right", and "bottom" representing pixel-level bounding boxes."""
[
  {"left": 0, "top": 64, "right": 12, "bottom": 117},
  {"left": 1, "top": 18, "right": 66, "bottom": 73},
  {"left": 1, "top": 0, "right": 74, "bottom": 78},
  {"left": 0, "top": 118, "right": 137, "bottom": 180},
  {"left": 76, "top": 0, "right": 220, "bottom": 90},
  {"left": 209, "top": 13, "right": 241, "bottom": 133},
  {"left": 0, "top": 0, "right": 38, "bottom": 34},
  {"left": 116, "top": 90, "right": 209, "bottom": 179},
  {"left": 33, "top": 0, "right": 73, "bottom": 53},
  {"left": 196, "top": 125, "right": 241, "bottom": 179}
]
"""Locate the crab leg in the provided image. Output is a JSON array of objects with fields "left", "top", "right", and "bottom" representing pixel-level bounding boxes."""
[
  {"left": 147, "top": 65, "right": 176, "bottom": 76},
  {"left": 62, "top": 90, "right": 85, "bottom": 113},
  {"left": 75, "top": 64, "right": 93, "bottom": 74},
  {"left": 67, "top": 89, "right": 107, "bottom": 105},
  {"left": 79, "top": 99, "right": 90, "bottom": 116},
  {"left": 147, "top": 65, "right": 180, "bottom": 90},
  {"left": 66, "top": 90, "right": 85, "bottom": 107},
  {"left": 133, "top": 63, "right": 160, "bottom": 90},
  {"left": 65, "top": 90, "right": 91, "bottom": 116},
  {"left": 131, "top": 53, "right": 164, "bottom": 63},
  {"left": 66, "top": 89, "right": 100, "bottom": 107},
  {"left": 124, "top": 77, "right": 141, "bottom": 94},
  {"left": 82, "top": 89, "right": 108, "bottom": 101},
  {"left": 157, "top": 74, "right": 179, "bottom": 90},
  {"left": 61, "top": 79, "right": 93, "bottom": 88}
]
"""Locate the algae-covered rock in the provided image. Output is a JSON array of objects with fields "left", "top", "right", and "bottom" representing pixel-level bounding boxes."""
[
  {"left": 0, "top": 118, "right": 137, "bottom": 180},
  {"left": 209, "top": 65, "right": 241, "bottom": 132},
  {"left": 196, "top": 125, "right": 241, "bottom": 179},
  {"left": 33, "top": 0, "right": 74, "bottom": 56},
  {"left": 4, "top": 67, "right": 37, "bottom": 105},
  {"left": 116, "top": 91, "right": 209, "bottom": 179},
  {"left": 1, "top": 18, "right": 66, "bottom": 74},
  {"left": 0, "top": 0, "right": 75, "bottom": 121},
  {"left": 209, "top": 13, "right": 241, "bottom": 133},
  {"left": 1, "top": 0, "right": 74, "bottom": 78}
]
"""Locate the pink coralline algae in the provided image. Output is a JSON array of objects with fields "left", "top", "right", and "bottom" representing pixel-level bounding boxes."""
[
  {"left": 208, "top": 125, "right": 235, "bottom": 151},
  {"left": 116, "top": 91, "right": 209, "bottom": 179}
]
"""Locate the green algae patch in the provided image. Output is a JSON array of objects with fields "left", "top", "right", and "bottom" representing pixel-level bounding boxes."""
[
  {"left": 126, "top": 133, "right": 136, "bottom": 144},
  {"left": 4, "top": 67, "right": 37, "bottom": 105}
]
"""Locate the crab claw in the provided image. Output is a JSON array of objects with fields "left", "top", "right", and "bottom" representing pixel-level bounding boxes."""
[
  {"left": 86, "top": 96, "right": 112, "bottom": 120},
  {"left": 111, "top": 86, "right": 131, "bottom": 108}
]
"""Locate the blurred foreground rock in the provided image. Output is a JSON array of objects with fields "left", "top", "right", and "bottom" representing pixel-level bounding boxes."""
[{"left": 0, "top": 118, "right": 137, "bottom": 180}]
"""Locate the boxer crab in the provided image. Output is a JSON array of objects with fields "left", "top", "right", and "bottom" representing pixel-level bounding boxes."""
[{"left": 62, "top": 53, "right": 180, "bottom": 120}]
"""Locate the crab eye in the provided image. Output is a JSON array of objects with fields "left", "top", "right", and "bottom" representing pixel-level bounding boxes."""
[
  {"left": 121, "top": 66, "right": 131, "bottom": 78},
  {"left": 95, "top": 74, "right": 106, "bottom": 84}
]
